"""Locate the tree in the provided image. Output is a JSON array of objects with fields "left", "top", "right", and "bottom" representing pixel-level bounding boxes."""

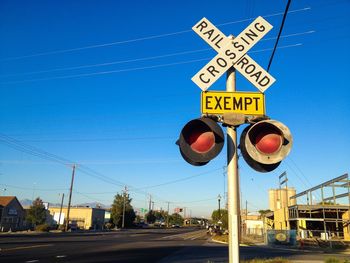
[
  {"left": 168, "top": 213, "right": 184, "bottom": 226},
  {"left": 211, "top": 209, "right": 228, "bottom": 229},
  {"left": 26, "top": 197, "right": 46, "bottom": 226},
  {"left": 258, "top": 209, "right": 272, "bottom": 216},
  {"left": 146, "top": 210, "right": 156, "bottom": 224},
  {"left": 110, "top": 193, "right": 136, "bottom": 228}
]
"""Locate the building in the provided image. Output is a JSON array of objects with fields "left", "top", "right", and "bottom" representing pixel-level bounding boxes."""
[
  {"left": 0, "top": 196, "right": 26, "bottom": 232},
  {"left": 48, "top": 206, "right": 105, "bottom": 230},
  {"left": 242, "top": 213, "right": 264, "bottom": 235},
  {"left": 265, "top": 173, "right": 350, "bottom": 241},
  {"left": 269, "top": 188, "right": 296, "bottom": 211},
  {"left": 268, "top": 187, "right": 296, "bottom": 230}
]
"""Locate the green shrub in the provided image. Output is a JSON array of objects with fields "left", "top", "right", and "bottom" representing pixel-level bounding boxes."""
[{"left": 35, "top": 224, "right": 50, "bottom": 232}]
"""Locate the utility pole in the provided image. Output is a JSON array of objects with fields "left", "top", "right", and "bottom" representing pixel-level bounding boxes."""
[
  {"left": 226, "top": 65, "right": 240, "bottom": 262},
  {"left": 148, "top": 195, "right": 152, "bottom": 211},
  {"left": 65, "top": 164, "right": 76, "bottom": 232},
  {"left": 122, "top": 186, "right": 128, "bottom": 229},
  {"left": 58, "top": 193, "right": 65, "bottom": 227},
  {"left": 218, "top": 194, "right": 221, "bottom": 219},
  {"left": 166, "top": 202, "right": 170, "bottom": 228},
  {"left": 184, "top": 207, "right": 187, "bottom": 226},
  {"left": 245, "top": 200, "right": 248, "bottom": 236}
]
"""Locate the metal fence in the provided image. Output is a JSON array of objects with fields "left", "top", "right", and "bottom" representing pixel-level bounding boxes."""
[{"left": 299, "top": 229, "right": 344, "bottom": 240}]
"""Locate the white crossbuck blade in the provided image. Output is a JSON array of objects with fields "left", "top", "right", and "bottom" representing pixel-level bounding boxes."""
[{"left": 191, "top": 17, "right": 276, "bottom": 93}]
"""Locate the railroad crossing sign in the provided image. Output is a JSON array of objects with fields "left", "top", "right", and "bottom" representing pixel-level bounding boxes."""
[
  {"left": 192, "top": 17, "right": 276, "bottom": 93},
  {"left": 201, "top": 91, "right": 265, "bottom": 116}
]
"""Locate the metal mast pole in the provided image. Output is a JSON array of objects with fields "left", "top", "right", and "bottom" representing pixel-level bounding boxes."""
[
  {"left": 65, "top": 164, "right": 76, "bottom": 232},
  {"left": 226, "top": 66, "right": 240, "bottom": 263}
]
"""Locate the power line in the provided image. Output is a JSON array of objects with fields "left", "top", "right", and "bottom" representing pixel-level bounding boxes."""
[
  {"left": 0, "top": 7, "right": 310, "bottom": 62},
  {"left": 0, "top": 43, "right": 302, "bottom": 85},
  {"left": 0, "top": 30, "right": 313, "bottom": 79},
  {"left": 0, "top": 133, "right": 227, "bottom": 207},
  {"left": 134, "top": 167, "right": 222, "bottom": 190},
  {"left": 267, "top": 0, "right": 292, "bottom": 71},
  {"left": 0, "top": 183, "right": 68, "bottom": 192}
]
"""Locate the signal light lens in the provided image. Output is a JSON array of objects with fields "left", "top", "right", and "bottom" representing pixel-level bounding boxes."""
[
  {"left": 240, "top": 120, "right": 293, "bottom": 173},
  {"left": 188, "top": 131, "right": 215, "bottom": 153},
  {"left": 255, "top": 131, "right": 283, "bottom": 154},
  {"left": 178, "top": 117, "right": 224, "bottom": 166}
]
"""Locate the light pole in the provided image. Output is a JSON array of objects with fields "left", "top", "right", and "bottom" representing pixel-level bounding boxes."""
[{"left": 218, "top": 194, "right": 222, "bottom": 220}]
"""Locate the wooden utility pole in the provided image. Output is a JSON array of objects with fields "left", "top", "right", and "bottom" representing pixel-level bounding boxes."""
[
  {"left": 65, "top": 164, "right": 76, "bottom": 232},
  {"left": 122, "top": 186, "right": 128, "bottom": 228},
  {"left": 166, "top": 202, "right": 170, "bottom": 227}
]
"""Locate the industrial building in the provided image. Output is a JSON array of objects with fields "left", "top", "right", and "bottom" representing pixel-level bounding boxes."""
[{"left": 265, "top": 173, "right": 350, "bottom": 241}]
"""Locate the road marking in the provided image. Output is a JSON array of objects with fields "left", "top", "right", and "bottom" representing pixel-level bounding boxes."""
[
  {"left": 1, "top": 244, "right": 53, "bottom": 252},
  {"left": 56, "top": 255, "right": 67, "bottom": 258},
  {"left": 161, "top": 230, "right": 207, "bottom": 240},
  {"left": 25, "top": 260, "right": 39, "bottom": 263}
]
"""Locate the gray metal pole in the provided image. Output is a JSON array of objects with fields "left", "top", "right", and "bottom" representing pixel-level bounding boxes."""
[
  {"left": 226, "top": 66, "right": 240, "bottom": 263},
  {"left": 65, "top": 164, "right": 76, "bottom": 232}
]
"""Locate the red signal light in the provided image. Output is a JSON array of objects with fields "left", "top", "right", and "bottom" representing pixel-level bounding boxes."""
[
  {"left": 177, "top": 117, "right": 224, "bottom": 166},
  {"left": 188, "top": 131, "right": 215, "bottom": 153},
  {"left": 255, "top": 131, "right": 283, "bottom": 154},
  {"left": 240, "top": 120, "right": 292, "bottom": 173}
]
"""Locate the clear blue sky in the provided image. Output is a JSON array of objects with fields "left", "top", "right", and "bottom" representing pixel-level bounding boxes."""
[{"left": 0, "top": 0, "right": 349, "bottom": 218}]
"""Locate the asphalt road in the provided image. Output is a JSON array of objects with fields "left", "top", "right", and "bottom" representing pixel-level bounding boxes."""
[
  {"left": 0, "top": 228, "right": 208, "bottom": 263},
  {"left": 0, "top": 228, "right": 349, "bottom": 263}
]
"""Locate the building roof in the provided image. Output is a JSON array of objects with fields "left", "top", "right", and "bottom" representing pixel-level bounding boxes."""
[{"left": 0, "top": 196, "right": 17, "bottom": 207}]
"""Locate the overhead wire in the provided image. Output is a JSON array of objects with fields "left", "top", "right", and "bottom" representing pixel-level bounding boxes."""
[
  {"left": 267, "top": 0, "right": 292, "bottom": 71},
  {"left": 0, "top": 30, "right": 313, "bottom": 79},
  {"left": 0, "top": 7, "right": 310, "bottom": 62},
  {"left": 0, "top": 133, "right": 225, "bottom": 208},
  {"left": 0, "top": 43, "right": 303, "bottom": 85}
]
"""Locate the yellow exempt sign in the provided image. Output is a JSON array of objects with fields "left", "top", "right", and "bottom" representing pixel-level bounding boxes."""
[{"left": 201, "top": 91, "right": 265, "bottom": 116}]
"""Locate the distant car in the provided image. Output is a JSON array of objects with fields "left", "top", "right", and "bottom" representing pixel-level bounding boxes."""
[
  {"left": 135, "top": 222, "right": 148, "bottom": 228},
  {"left": 172, "top": 224, "right": 180, "bottom": 228}
]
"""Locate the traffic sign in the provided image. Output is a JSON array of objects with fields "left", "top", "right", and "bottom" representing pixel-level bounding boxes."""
[
  {"left": 191, "top": 17, "right": 275, "bottom": 92},
  {"left": 201, "top": 91, "right": 265, "bottom": 116}
]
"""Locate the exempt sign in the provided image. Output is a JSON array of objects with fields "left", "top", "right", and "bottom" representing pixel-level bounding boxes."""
[{"left": 201, "top": 91, "right": 265, "bottom": 116}]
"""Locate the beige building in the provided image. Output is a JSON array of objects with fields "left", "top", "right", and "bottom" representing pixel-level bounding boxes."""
[
  {"left": 242, "top": 213, "right": 264, "bottom": 235},
  {"left": 268, "top": 188, "right": 296, "bottom": 211},
  {"left": 49, "top": 207, "right": 105, "bottom": 230},
  {"left": 268, "top": 188, "right": 296, "bottom": 230}
]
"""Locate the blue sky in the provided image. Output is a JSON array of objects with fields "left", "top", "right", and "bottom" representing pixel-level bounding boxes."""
[{"left": 0, "top": 0, "right": 349, "bottom": 218}]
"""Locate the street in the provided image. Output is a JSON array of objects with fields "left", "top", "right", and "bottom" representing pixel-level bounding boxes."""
[{"left": 0, "top": 228, "right": 349, "bottom": 263}]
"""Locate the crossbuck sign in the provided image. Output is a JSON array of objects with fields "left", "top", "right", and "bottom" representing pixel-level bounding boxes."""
[{"left": 192, "top": 17, "right": 276, "bottom": 93}]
